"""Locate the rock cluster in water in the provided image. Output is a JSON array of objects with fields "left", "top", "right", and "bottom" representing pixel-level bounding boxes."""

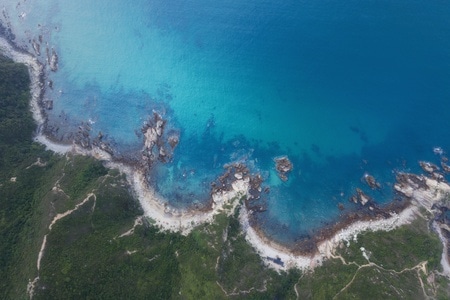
[
  {"left": 47, "top": 48, "right": 58, "bottom": 72},
  {"left": 419, "top": 161, "right": 443, "bottom": 180},
  {"left": 363, "top": 173, "right": 381, "bottom": 190},
  {"left": 274, "top": 155, "right": 293, "bottom": 181},
  {"left": 210, "top": 163, "right": 266, "bottom": 212},
  {"left": 350, "top": 188, "right": 374, "bottom": 206},
  {"left": 141, "top": 112, "right": 179, "bottom": 166}
]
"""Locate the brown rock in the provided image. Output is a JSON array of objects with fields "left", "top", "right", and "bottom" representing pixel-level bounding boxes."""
[{"left": 274, "top": 156, "right": 293, "bottom": 182}]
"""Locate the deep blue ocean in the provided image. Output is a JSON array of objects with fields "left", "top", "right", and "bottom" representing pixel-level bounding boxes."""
[{"left": 2, "top": 0, "right": 450, "bottom": 245}]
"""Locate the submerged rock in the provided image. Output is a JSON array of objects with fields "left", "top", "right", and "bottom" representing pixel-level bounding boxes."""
[
  {"left": 44, "top": 100, "right": 53, "bottom": 110},
  {"left": 274, "top": 156, "right": 293, "bottom": 182},
  {"left": 167, "top": 134, "right": 179, "bottom": 149}
]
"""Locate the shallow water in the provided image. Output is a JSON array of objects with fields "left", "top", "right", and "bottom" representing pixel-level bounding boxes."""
[{"left": 2, "top": 0, "right": 450, "bottom": 245}]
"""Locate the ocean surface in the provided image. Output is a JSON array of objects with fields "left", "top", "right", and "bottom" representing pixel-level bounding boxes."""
[{"left": 2, "top": 0, "right": 450, "bottom": 245}]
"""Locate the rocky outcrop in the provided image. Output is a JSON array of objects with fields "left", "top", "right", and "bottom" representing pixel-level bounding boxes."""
[
  {"left": 363, "top": 173, "right": 381, "bottom": 190},
  {"left": 141, "top": 112, "right": 179, "bottom": 166},
  {"left": 441, "top": 160, "right": 450, "bottom": 173},
  {"left": 92, "top": 131, "right": 114, "bottom": 155},
  {"left": 274, "top": 156, "right": 293, "bottom": 181},
  {"left": 47, "top": 47, "right": 58, "bottom": 72},
  {"left": 350, "top": 188, "right": 373, "bottom": 206},
  {"left": 31, "top": 39, "right": 40, "bottom": 56},
  {"left": 394, "top": 172, "right": 450, "bottom": 211},
  {"left": 419, "top": 161, "right": 439, "bottom": 174},
  {"left": 210, "top": 163, "right": 266, "bottom": 213}
]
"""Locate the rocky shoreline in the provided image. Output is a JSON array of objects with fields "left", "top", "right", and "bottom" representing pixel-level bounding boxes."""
[
  {"left": 244, "top": 172, "right": 450, "bottom": 271},
  {"left": 2, "top": 30, "right": 450, "bottom": 273}
]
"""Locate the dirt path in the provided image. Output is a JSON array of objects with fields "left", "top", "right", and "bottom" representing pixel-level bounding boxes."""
[{"left": 28, "top": 192, "right": 96, "bottom": 299}]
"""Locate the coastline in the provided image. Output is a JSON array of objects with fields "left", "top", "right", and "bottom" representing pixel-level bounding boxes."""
[
  {"left": 2, "top": 33, "right": 450, "bottom": 273},
  {"left": 242, "top": 204, "right": 418, "bottom": 271}
]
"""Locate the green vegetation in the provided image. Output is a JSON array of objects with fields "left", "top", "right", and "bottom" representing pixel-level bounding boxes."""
[
  {"left": 34, "top": 176, "right": 299, "bottom": 299},
  {"left": 340, "top": 218, "right": 442, "bottom": 270},
  {"left": 1, "top": 55, "right": 450, "bottom": 299}
]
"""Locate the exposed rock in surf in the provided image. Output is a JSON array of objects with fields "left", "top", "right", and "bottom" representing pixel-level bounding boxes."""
[
  {"left": 31, "top": 39, "right": 40, "bottom": 56},
  {"left": 274, "top": 155, "right": 293, "bottom": 182},
  {"left": 141, "top": 112, "right": 178, "bottom": 165},
  {"left": 167, "top": 133, "right": 179, "bottom": 149},
  {"left": 433, "top": 172, "right": 445, "bottom": 181},
  {"left": 419, "top": 161, "right": 439, "bottom": 174},
  {"left": 434, "top": 147, "right": 444, "bottom": 156},
  {"left": 418, "top": 161, "right": 445, "bottom": 182},
  {"left": 441, "top": 161, "right": 450, "bottom": 173},
  {"left": 209, "top": 163, "right": 265, "bottom": 212},
  {"left": 350, "top": 188, "right": 373, "bottom": 206},
  {"left": 47, "top": 47, "right": 58, "bottom": 72},
  {"left": 394, "top": 173, "right": 429, "bottom": 198},
  {"left": 363, "top": 173, "right": 381, "bottom": 190}
]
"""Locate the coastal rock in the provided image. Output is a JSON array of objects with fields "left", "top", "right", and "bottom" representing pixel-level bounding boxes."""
[
  {"left": 363, "top": 173, "right": 381, "bottom": 190},
  {"left": 350, "top": 188, "right": 373, "bottom": 206},
  {"left": 210, "top": 163, "right": 266, "bottom": 212},
  {"left": 141, "top": 112, "right": 177, "bottom": 165},
  {"left": 434, "top": 147, "right": 444, "bottom": 155},
  {"left": 433, "top": 172, "right": 445, "bottom": 181},
  {"left": 441, "top": 161, "right": 450, "bottom": 173},
  {"left": 144, "top": 127, "right": 157, "bottom": 150},
  {"left": 31, "top": 39, "right": 40, "bottom": 56},
  {"left": 394, "top": 173, "right": 450, "bottom": 211},
  {"left": 167, "top": 133, "right": 179, "bottom": 149},
  {"left": 274, "top": 156, "right": 293, "bottom": 182},
  {"left": 74, "top": 122, "right": 92, "bottom": 149},
  {"left": 47, "top": 48, "right": 58, "bottom": 72},
  {"left": 419, "top": 161, "right": 439, "bottom": 174}
]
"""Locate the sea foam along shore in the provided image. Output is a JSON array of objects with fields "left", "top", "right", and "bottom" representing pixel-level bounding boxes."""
[{"left": 2, "top": 34, "right": 450, "bottom": 273}]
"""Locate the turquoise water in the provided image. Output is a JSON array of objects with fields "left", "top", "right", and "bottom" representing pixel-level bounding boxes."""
[{"left": 2, "top": 0, "right": 450, "bottom": 245}]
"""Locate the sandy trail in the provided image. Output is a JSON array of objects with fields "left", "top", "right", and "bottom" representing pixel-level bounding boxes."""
[{"left": 29, "top": 193, "right": 96, "bottom": 299}]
